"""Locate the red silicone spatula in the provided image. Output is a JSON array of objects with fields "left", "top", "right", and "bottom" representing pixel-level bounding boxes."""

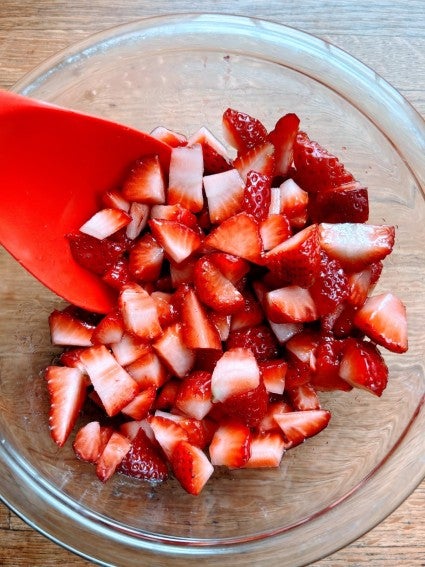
[{"left": 0, "top": 89, "right": 171, "bottom": 313}]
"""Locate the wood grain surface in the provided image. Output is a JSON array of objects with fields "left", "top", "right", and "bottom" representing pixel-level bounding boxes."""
[{"left": 0, "top": 1, "right": 424, "bottom": 566}]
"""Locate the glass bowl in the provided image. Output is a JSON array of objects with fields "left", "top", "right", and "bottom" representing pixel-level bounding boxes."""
[{"left": 1, "top": 13, "right": 424, "bottom": 567}]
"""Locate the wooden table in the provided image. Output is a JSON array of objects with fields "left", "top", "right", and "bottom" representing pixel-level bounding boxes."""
[{"left": 0, "top": 1, "right": 424, "bottom": 565}]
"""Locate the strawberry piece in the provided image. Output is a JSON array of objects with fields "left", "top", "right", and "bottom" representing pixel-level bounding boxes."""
[
  {"left": 208, "top": 252, "right": 250, "bottom": 284},
  {"left": 121, "top": 155, "right": 165, "bottom": 204},
  {"left": 222, "top": 108, "right": 268, "bottom": 153},
  {"left": 153, "top": 323, "right": 195, "bottom": 378},
  {"left": 79, "top": 345, "right": 139, "bottom": 416},
  {"left": 110, "top": 332, "right": 151, "bottom": 367},
  {"left": 265, "top": 285, "right": 318, "bottom": 324},
  {"left": 203, "top": 168, "right": 245, "bottom": 224},
  {"left": 311, "top": 336, "right": 353, "bottom": 392},
  {"left": 204, "top": 212, "right": 262, "bottom": 263},
  {"left": 242, "top": 170, "right": 272, "bottom": 222},
  {"left": 121, "top": 385, "right": 156, "bottom": 420},
  {"left": 167, "top": 144, "right": 204, "bottom": 212},
  {"left": 264, "top": 224, "right": 320, "bottom": 288},
  {"left": 268, "top": 320, "right": 303, "bottom": 344},
  {"left": 150, "top": 203, "right": 199, "bottom": 229},
  {"left": 285, "top": 329, "right": 319, "bottom": 366},
  {"left": 193, "top": 256, "right": 244, "bottom": 314},
  {"left": 194, "top": 348, "right": 224, "bottom": 374},
  {"left": 49, "top": 309, "right": 94, "bottom": 347},
  {"left": 230, "top": 291, "right": 264, "bottom": 331},
  {"left": 309, "top": 250, "right": 349, "bottom": 316},
  {"left": 233, "top": 141, "right": 275, "bottom": 181},
  {"left": 149, "top": 218, "right": 202, "bottom": 264},
  {"left": 45, "top": 365, "right": 87, "bottom": 447},
  {"left": 149, "top": 414, "right": 189, "bottom": 459},
  {"left": 259, "top": 400, "right": 293, "bottom": 433},
  {"left": 96, "top": 431, "right": 132, "bottom": 482},
  {"left": 125, "top": 202, "right": 150, "bottom": 240},
  {"left": 170, "top": 256, "right": 197, "bottom": 287},
  {"left": 310, "top": 181, "right": 369, "bottom": 223},
  {"left": 128, "top": 233, "right": 164, "bottom": 282},
  {"left": 150, "top": 126, "right": 187, "bottom": 147},
  {"left": 171, "top": 440, "right": 214, "bottom": 495},
  {"left": 267, "top": 113, "right": 300, "bottom": 178},
  {"left": 67, "top": 232, "right": 127, "bottom": 276},
  {"left": 59, "top": 347, "right": 87, "bottom": 372},
  {"left": 260, "top": 214, "right": 292, "bottom": 252},
  {"left": 79, "top": 208, "right": 131, "bottom": 240},
  {"left": 126, "top": 350, "right": 169, "bottom": 389},
  {"left": 347, "top": 261, "right": 383, "bottom": 308},
  {"left": 278, "top": 178, "right": 309, "bottom": 229},
  {"left": 151, "top": 291, "right": 179, "bottom": 328},
  {"left": 73, "top": 421, "right": 111, "bottom": 463},
  {"left": 181, "top": 287, "right": 222, "bottom": 350},
  {"left": 154, "top": 379, "right": 180, "bottom": 410},
  {"left": 243, "top": 431, "right": 286, "bottom": 468},
  {"left": 102, "top": 257, "right": 133, "bottom": 290},
  {"left": 293, "top": 131, "right": 355, "bottom": 193},
  {"left": 175, "top": 370, "right": 213, "bottom": 420},
  {"left": 259, "top": 359, "right": 287, "bottom": 395},
  {"left": 117, "top": 427, "right": 169, "bottom": 482},
  {"left": 287, "top": 383, "right": 321, "bottom": 411},
  {"left": 158, "top": 412, "right": 216, "bottom": 449},
  {"left": 118, "top": 283, "right": 162, "bottom": 340},
  {"left": 221, "top": 380, "right": 269, "bottom": 427},
  {"left": 353, "top": 293, "right": 408, "bottom": 353},
  {"left": 211, "top": 347, "right": 260, "bottom": 402},
  {"left": 226, "top": 324, "right": 279, "bottom": 362},
  {"left": 339, "top": 339, "right": 389, "bottom": 396},
  {"left": 102, "top": 189, "right": 130, "bottom": 212},
  {"left": 273, "top": 409, "right": 331, "bottom": 448},
  {"left": 187, "top": 126, "right": 232, "bottom": 175},
  {"left": 209, "top": 419, "right": 252, "bottom": 468},
  {"left": 318, "top": 222, "right": 395, "bottom": 271},
  {"left": 91, "top": 309, "right": 124, "bottom": 345}
]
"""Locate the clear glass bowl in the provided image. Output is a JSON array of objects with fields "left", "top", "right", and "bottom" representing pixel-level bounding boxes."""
[{"left": 1, "top": 13, "right": 424, "bottom": 567}]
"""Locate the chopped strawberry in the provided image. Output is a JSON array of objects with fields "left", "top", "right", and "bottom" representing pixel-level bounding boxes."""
[
  {"left": 91, "top": 309, "right": 124, "bottom": 345},
  {"left": 285, "top": 329, "right": 319, "bottom": 366},
  {"left": 260, "top": 214, "right": 292, "bottom": 252},
  {"left": 73, "top": 421, "right": 111, "bottom": 463},
  {"left": 203, "top": 168, "right": 245, "bottom": 224},
  {"left": 102, "top": 189, "right": 130, "bottom": 212},
  {"left": 287, "top": 383, "right": 321, "bottom": 411},
  {"left": 310, "top": 181, "right": 369, "bottom": 223},
  {"left": 167, "top": 144, "right": 204, "bottom": 212},
  {"left": 204, "top": 212, "right": 262, "bottom": 263},
  {"left": 242, "top": 170, "right": 272, "bottom": 222},
  {"left": 193, "top": 256, "right": 244, "bottom": 314},
  {"left": 149, "top": 218, "right": 202, "bottom": 264},
  {"left": 149, "top": 414, "right": 188, "bottom": 459},
  {"left": 187, "top": 126, "right": 232, "bottom": 175},
  {"left": 278, "top": 178, "right": 309, "bottom": 229},
  {"left": 268, "top": 320, "right": 303, "bottom": 344},
  {"left": 96, "top": 431, "right": 132, "bottom": 482},
  {"left": 209, "top": 419, "right": 251, "bottom": 468},
  {"left": 125, "top": 202, "right": 150, "bottom": 240},
  {"left": 222, "top": 108, "right": 268, "bottom": 153},
  {"left": 59, "top": 347, "right": 87, "bottom": 372},
  {"left": 45, "top": 365, "right": 87, "bottom": 447},
  {"left": 221, "top": 380, "right": 269, "bottom": 427},
  {"left": 150, "top": 126, "right": 187, "bottom": 147},
  {"left": 194, "top": 348, "right": 224, "bottom": 374},
  {"left": 243, "top": 431, "right": 286, "bottom": 468},
  {"left": 259, "top": 359, "right": 287, "bottom": 395},
  {"left": 49, "top": 308, "right": 94, "bottom": 347},
  {"left": 293, "top": 131, "right": 355, "bottom": 193},
  {"left": 211, "top": 347, "right": 260, "bottom": 402},
  {"left": 265, "top": 285, "right": 318, "bottom": 324},
  {"left": 347, "top": 261, "right": 382, "bottom": 308},
  {"left": 338, "top": 339, "right": 389, "bottom": 396},
  {"left": 110, "top": 332, "right": 151, "bottom": 367},
  {"left": 79, "top": 208, "right": 131, "bottom": 240},
  {"left": 181, "top": 287, "right": 222, "bottom": 350},
  {"left": 128, "top": 233, "right": 164, "bottom": 282},
  {"left": 273, "top": 409, "right": 331, "bottom": 448},
  {"left": 171, "top": 440, "right": 214, "bottom": 495},
  {"left": 117, "top": 427, "right": 169, "bottom": 482},
  {"left": 150, "top": 203, "right": 199, "bottom": 230},
  {"left": 353, "top": 292, "right": 408, "bottom": 353},
  {"left": 259, "top": 400, "right": 293, "bottom": 433},
  {"left": 67, "top": 232, "right": 127, "bottom": 276},
  {"left": 230, "top": 291, "right": 264, "bottom": 331},
  {"left": 233, "top": 141, "right": 275, "bottom": 181},
  {"left": 154, "top": 379, "right": 180, "bottom": 410},
  {"left": 118, "top": 283, "right": 162, "bottom": 340},
  {"left": 159, "top": 412, "right": 216, "bottom": 449},
  {"left": 121, "top": 385, "right": 156, "bottom": 420},
  {"left": 309, "top": 250, "right": 349, "bottom": 316},
  {"left": 318, "top": 222, "right": 395, "bottom": 271},
  {"left": 79, "top": 345, "right": 139, "bottom": 416},
  {"left": 121, "top": 154, "right": 165, "bottom": 205},
  {"left": 267, "top": 113, "right": 300, "bottom": 178},
  {"left": 170, "top": 256, "right": 197, "bottom": 287},
  {"left": 175, "top": 370, "right": 213, "bottom": 420},
  {"left": 151, "top": 291, "right": 179, "bottom": 328},
  {"left": 126, "top": 350, "right": 169, "bottom": 389},
  {"left": 226, "top": 324, "right": 279, "bottom": 362},
  {"left": 102, "top": 257, "right": 133, "bottom": 290},
  {"left": 208, "top": 252, "right": 250, "bottom": 284},
  {"left": 311, "top": 336, "right": 353, "bottom": 392},
  {"left": 153, "top": 323, "right": 195, "bottom": 378}
]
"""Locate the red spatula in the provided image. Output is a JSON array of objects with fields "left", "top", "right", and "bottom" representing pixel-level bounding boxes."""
[{"left": 0, "top": 89, "right": 171, "bottom": 313}]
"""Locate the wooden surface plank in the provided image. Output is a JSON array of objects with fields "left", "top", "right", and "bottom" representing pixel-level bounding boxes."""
[{"left": 0, "top": 1, "right": 424, "bottom": 565}]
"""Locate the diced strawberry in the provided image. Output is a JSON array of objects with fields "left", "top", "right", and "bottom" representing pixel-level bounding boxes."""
[
  {"left": 118, "top": 283, "right": 162, "bottom": 340},
  {"left": 285, "top": 329, "right": 319, "bottom": 366},
  {"left": 259, "top": 400, "right": 293, "bottom": 433},
  {"left": 330, "top": 304, "right": 358, "bottom": 338},
  {"left": 102, "top": 189, "right": 130, "bottom": 212},
  {"left": 309, "top": 250, "right": 349, "bottom": 316},
  {"left": 267, "top": 113, "right": 300, "bottom": 178},
  {"left": 264, "top": 224, "right": 320, "bottom": 288},
  {"left": 339, "top": 339, "right": 389, "bottom": 396},
  {"left": 222, "top": 108, "right": 268, "bottom": 153},
  {"left": 211, "top": 348, "right": 260, "bottom": 402},
  {"left": 284, "top": 359, "right": 313, "bottom": 389},
  {"left": 187, "top": 126, "right": 232, "bottom": 175},
  {"left": 79, "top": 208, "right": 131, "bottom": 240},
  {"left": 158, "top": 412, "right": 215, "bottom": 449},
  {"left": 67, "top": 232, "right": 127, "bottom": 276},
  {"left": 154, "top": 379, "right": 180, "bottom": 410},
  {"left": 181, "top": 287, "right": 222, "bottom": 350},
  {"left": 210, "top": 312, "right": 231, "bottom": 342},
  {"left": 170, "top": 256, "right": 197, "bottom": 287},
  {"left": 203, "top": 168, "right": 245, "bottom": 224},
  {"left": 193, "top": 256, "right": 244, "bottom": 314},
  {"left": 171, "top": 440, "right": 214, "bottom": 495},
  {"left": 226, "top": 324, "right": 279, "bottom": 362},
  {"left": 221, "top": 380, "right": 269, "bottom": 427},
  {"left": 268, "top": 187, "right": 281, "bottom": 215},
  {"left": 311, "top": 336, "right": 353, "bottom": 392},
  {"left": 73, "top": 421, "right": 111, "bottom": 463},
  {"left": 121, "top": 385, "right": 156, "bottom": 420},
  {"left": 149, "top": 218, "right": 202, "bottom": 264},
  {"left": 126, "top": 350, "right": 169, "bottom": 389},
  {"left": 208, "top": 252, "right": 250, "bottom": 284},
  {"left": 79, "top": 345, "right": 139, "bottom": 416},
  {"left": 318, "top": 223, "right": 395, "bottom": 271},
  {"left": 151, "top": 291, "right": 179, "bottom": 327},
  {"left": 119, "top": 420, "right": 147, "bottom": 442},
  {"left": 45, "top": 365, "right": 87, "bottom": 447},
  {"left": 150, "top": 126, "right": 187, "bottom": 147},
  {"left": 117, "top": 427, "right": 169, "bottom": 482},
  {"left": 102, "top": 257, "right": 133, "bottom": 290},
  {"left": 293, "top": 131, "right": 355, "bottom": 193},
  {"left": 265, "top": 285, "right": 318, "bottom": 324},
  {"left": 167, "top": 144, "right": 204, "bottom": 212},
  {"left": 268, "top": 320, "right": 303, "bottom": 344},
  {"left": 353, "top": 293, "right": 408, "bottom": 353},
  {"left": 243, "top": 431, "right": 286, "bottom": 468},
  {"left": 150, "top": 203, "right": 199, "bottom": 230},
  {"left": 49, "top": 309, "right": 94, "bottom": 347},
  {"left": 230, "top": 291, "right": 264, "bottom": 331},
  {"left": 273, "top": 409, "right": 331, "bottom": 448},
  {"left": 110, "top": 332, "right": 151, "bottom": 366},
  {"left": 153, "top": 323, "right": 195, "bottom": 378},
  {"left": 287, "top": 383, "right": 321, "bottom": 411},
  {"left": 91, "top": 309, "right": 124, "bottom": 345},
  {"left": 128, "top": 233, "right": 164, "bottom": 282},
  {"left": 347, "top": 261, "right": 383, "bottom": 308},
  {"left": 259, "top": 359, "right": 287, "bottom": 395},
  {"left": 149, "top": 414, "right": 188, "bottom": 459},
  {"left": 96, "top": 431, "right": 132, "bottom": 482},
  {"left": 59, "top": 347, "right": 87, "bottom": 372},
  {"left": 125, "top": 202, "right": 150, "bottom": 240},
  {"left": 310, "top": 181, "right": 369, "bottom": 223},
  {"left": 121, "top": 154, "right": 165, "bottom": 205},
  {"left": 209, "top": 419, "right": 251, "bottom": 468},
  {"left": 194, "top": 348, "right": 224, "bottom": 374},
  {"left": 233, "top": 141, "right": 275, "bottom": 181},
  {"left": 174, "top": 370, "right": 213, "bottom": 420},
  {"left": 278, "top": 178, "right": 309, "bottom": 229},
  {"left": 204, "top": 212, "right": 262, "bottom": 263},
  {"left": 260, "top": 214, "right": 292, "bottom": 252},
  {"left": 242, "top": 170, "right": 272, "bottom": 222}
]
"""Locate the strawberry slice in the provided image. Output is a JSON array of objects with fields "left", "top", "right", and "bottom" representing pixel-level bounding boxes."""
[
  {"left": 187, "top": 126, "right": 232, "bottom": 175},
  {"left": 310, "top": 181, "right": 369, "bottom": 223},
  {"left": 121, "top": 154, "right": 166, "bottom": 204},
  {"left": 149, "top": 414, "right": 189, "bottom": 459},
  {"left": 204, "top": 212, "right": 262, "bottom": 263},
  {"left": 209, "top": 419, "right": 251, "bottom": 468},
  {"left": 226, "top": 324, "right": 279, "bottom": 362},
  {"left": 96, "top": 431, "right": 132, "bottom": 482},
  {"left": 273, "top": 409, "right": 331, "bottom": 448},
  {"left": 49, "top": 308, "right": 94, "bottom": 347},
  {"left": 117, "top": 428, "right": 169, "bottom": 482},
  {"left": 102, "top": 257, "right": 133, "bottom": 290},
  {"left": 121, "top": 385, "right": 156, "bottom": 420},
  {"left": 293, "top": 131, "right": 355, "bottom": 192},
  {"left": 267, "top": 113, "right": 300, "bottom": 178},
  {"left": 278, "top": 178, "right": 309, "bottom": 229},
  {"left": 211, "top": 347, "right": 260, "bottom": 402},
  {"left": 208, "top": 252, "right": 250, "bottom": 285},
  {"left": 128, "top": 233, "right": 164, "bottom": 282},
  {"left": 150, "top": 203, "right": 199, "bottom": 230},
  {"left": 167, "top": 144, "right": 204, "bottom": 212},
  {"left": 339, "top": 339, "right": 389, "bottom": 396},
  {"left": 150, "top": 126, "right": 187, "bottom": 147},
  {"left": 287, "top": 383, "right": 321, "bottom": 411},
  {"left": 243, "top": 431, "right": 286, "bottom": 468},
  {"left": 260, "top": 213, "right": 292, "bottom": 252},
  {"left": 203, "top": 168, "right": 245, "bottom": 224},
  {"left": 259, "top": 359, "right": 287, "bottom": 395},
  {"left": 242, "top": 170, "right": 272, "bottom": 222},
  {"left": 154, "top": 380, "right": 180, "bottom": 411},
  {"left": 118, "top": 283, "right": 162, "bottom": 340},
  {"left": 91, "top": 309, "right": 124, "bottom": 345},
  {"left": 153, "top": 323, "right": 195, "bottom": 378},
  {"left": 102, "top": 189, "right": 130, "bottom": 212},
  {"left": 222, "top": 108, "right": 268, "bottom": 153},
  {"left": 171, "top": 440, "right": 214, "bottom": 495},
  {"left": 126, "top": 350, "right": 169, "bottom": 389},
  {"left": 110, "top": 332, "right": 151, "bottom": 367},
  {"left": 353, "top": 292, "right": 408, "bottom": 353},
  {"left": 67, "top": 232, "right": 128, "bottom": 276},
  {"left": 318, "top": 222, "right": 395, "bottom": 271},
  {"left": 230, "top": 290, "right": 264, "bottom": 331},
  {"left": 149, "top": 218, "right": 202, "bottom": 264},
  {"left": 221, "top": 380, "right": 269, "bottom": 427},
  {"left": 175, "top": 370, "right": 213, "bottom": 420},
  {"left": 311, "top": 336, "right": 353, "bottom": 392},
  {"left": 79, "top": 208, "right": 131, "bottom": 240},
  {"left": 181, "top": 287, "right": 222, "bottom": 350},
  {"left": 125, "top": 199, "right": 150, "bottom": 240},
  {"left": 45, "top": 365, "right": 87, "bottom": 447},
  {"left": 265, "top": 285, "right": 318, "bottom": 324},
  {"left": 73, "top": 421, "right": 112, "bottom": 463},
  {"left": 233, "top": 141, "right": 275, "bottom": 181},
  {"left": 347, "top": 261, "right": 383, "bottom": 308},
  {"left": 79, "top": 345, "right": 139, "bottom": 416}
]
